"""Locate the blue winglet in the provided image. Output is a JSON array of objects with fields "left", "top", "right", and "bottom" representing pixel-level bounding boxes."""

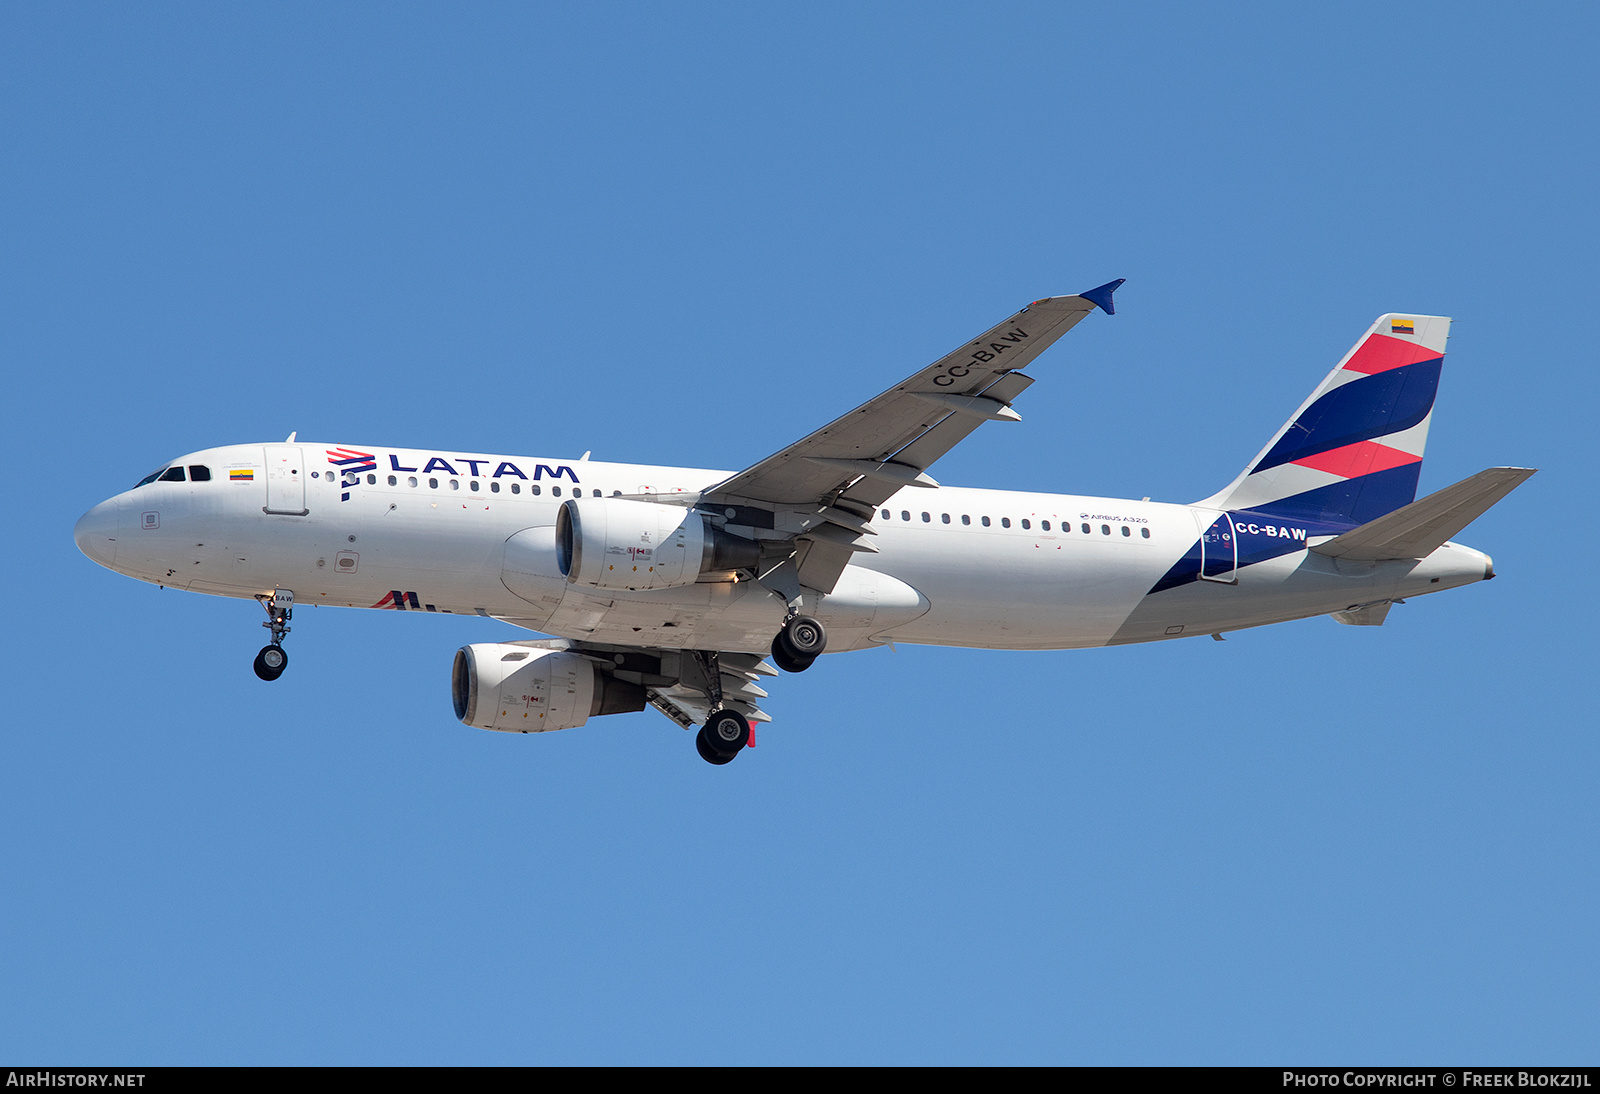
[{"left": 1079, "top": 278, "right": 1125, "bottom": 315}]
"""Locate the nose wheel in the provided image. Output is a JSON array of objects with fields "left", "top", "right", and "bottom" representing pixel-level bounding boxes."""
[
  {"left": 253, "top": 589, "right": 294, "bottom": 681},
  {"left": 253, "top": 644, "right": 289, "bottom": 681}
]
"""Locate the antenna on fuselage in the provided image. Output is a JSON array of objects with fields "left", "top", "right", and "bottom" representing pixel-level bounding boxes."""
[{"left": 285, "top": 431, "right": 297, "bottom": 443}]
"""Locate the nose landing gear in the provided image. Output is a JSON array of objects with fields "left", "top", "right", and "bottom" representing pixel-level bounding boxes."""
[{"left": 253, "top": 588, "right": 294, "bottom": 681}]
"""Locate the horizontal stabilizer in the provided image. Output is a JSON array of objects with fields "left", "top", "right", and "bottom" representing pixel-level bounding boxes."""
[{"left": 1311, "top": 467, "right": 1536, "bottom": 561}]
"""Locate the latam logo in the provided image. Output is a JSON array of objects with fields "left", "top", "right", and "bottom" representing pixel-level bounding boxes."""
[
  {"left": 327, "top": 451, "right": 582, "bottom": 502},
  {"left": 326, "top": 447, "right": 378, "bottom": 502},
  {"left": 385, "top": 455, "right": 579, "bottom": 481}
]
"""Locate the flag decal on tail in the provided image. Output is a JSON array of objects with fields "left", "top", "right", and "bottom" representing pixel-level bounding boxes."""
[{"left": 1391, "top": 318, "right": 1415, "bottom": 335}]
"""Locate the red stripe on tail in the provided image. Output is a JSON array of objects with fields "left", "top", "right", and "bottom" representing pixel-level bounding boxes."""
[
  {"left": 1341, "top": 333, "right": 1441, "bottom": 375},
  {"left": 1292, "top": 440, "right": 1421, "bottom": 479}
]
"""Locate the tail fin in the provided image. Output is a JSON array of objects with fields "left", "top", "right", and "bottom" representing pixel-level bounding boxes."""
[{"left": 1198, "top": 314, "right": 1449, "bottom": 528}]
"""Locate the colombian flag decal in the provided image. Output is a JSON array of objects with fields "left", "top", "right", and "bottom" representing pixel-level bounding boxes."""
[
  {"left": 1391, "top": 318, "right": 1415, "bottom": 335},
  {"left": 230, "top": 469, "right": 254, "bottom": 481}
]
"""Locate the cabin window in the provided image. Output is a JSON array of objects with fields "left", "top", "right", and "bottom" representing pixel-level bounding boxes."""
[
  {"left": 367, "top": 474, "right": 376, "bottom": 485},
  {"left": 490, "top": 481, "right": 500, "bottom": 493},
  {"left": 1021, "top": 519, "right": 1031, "bottom": 530},
  {"left": 901, "top": 511, "right": 910, "bottom": 521},
  {"left": 981, "top": 516, "right": 991, "bottom": 527},
  {"left": 450, "top": 480, "right": 460, "bottom": 490},
  {"left": 188, "top": 466, "right": 211, "bottom": 481},
  {"left": 469, "top": 480, "right": 480, "bottom": 491},
  {"left": 531, "top": 485, "right": 541, "bottom": 495},
  {"left": 941, "top": 513, "right": 950, "bottom": 524},
  {"left": 1122, "top": 525, "right": 1131, "bottom": 537},
  {"left": 511, "top": 483, "right": 521, "bottom": 494},
  {"left": 593, "top": 489, "right": 602, "bottom": 498},
  {"left": 1102, "top": 524, "right": 1110, "bottom": 535},
  {"left": 408, "top": 476, "right": 418, "bottom": 487},
  {"left": 387, "top": 475, "right": 397, "bottom": 486},
  {"left": 552, "top": 486, "right": 561, "bottom": 497},
  {"left": 159, "top": 466, "right": 186, "bottom": 483},
  {"left": 1001, "top": 517, "right": 1011, "bottom": 528},
  {"left": 1141, "top": 527, "right": 1150, "bottom": 538},
  {"left": 1041, "top": 520, "right": 1050, "bottom": 531},
  {"left": 961, "top": 515, "right": 971, "bottom": 526},
  {"left": 613, "top": 490, "right": 622, "bottom": 497},
  {"left": 921, "top": 512, "right": 931, "bottom": 522},
  {"left": 1082, "top": 523, "right": 1091, "bottom": 534},
  {"left": 882, "top": 509, "right": 891, "bottom": 520},
  {"left": 428, "top": 478, "right": 438, "bottom": 489}
]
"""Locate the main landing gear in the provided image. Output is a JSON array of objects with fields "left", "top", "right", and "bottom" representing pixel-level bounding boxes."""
[
  {"left": 770, "top": 614, "right": 826, "bottom": 673},
  {"left": 696, "top": 708, "right": 751, "bottom": 766},
  {"left": 253, "top": 588, "right": 294, "bottom": 681},
  {"left": 690, "top": 649, "right": 753, "bottom": 765}
]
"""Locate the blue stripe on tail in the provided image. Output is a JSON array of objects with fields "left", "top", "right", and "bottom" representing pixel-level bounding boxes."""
[{"left": 1254, "top": 359, "right": 1442, "bottom": 473}]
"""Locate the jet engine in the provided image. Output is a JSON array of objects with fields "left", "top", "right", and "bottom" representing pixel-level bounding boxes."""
[
  {"left": 556, "top": 497, "right": 758, "bottom": 591},
  {"left": 452, "top": 643, "right": 647, "bottom": 733}
]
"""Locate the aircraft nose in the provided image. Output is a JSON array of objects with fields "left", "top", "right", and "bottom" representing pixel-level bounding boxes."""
[{"left": 74, "top": 499, "right": 120, "bottom": 568}]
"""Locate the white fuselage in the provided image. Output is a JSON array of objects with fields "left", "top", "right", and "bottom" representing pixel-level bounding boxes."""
[{"left": 74, "top": 442, "right": 1494, "bottom": 653}]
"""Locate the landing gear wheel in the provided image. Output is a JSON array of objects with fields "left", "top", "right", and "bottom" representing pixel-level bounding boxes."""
[
  {"left": 695, "top": 729, "right": 737, "bottom": 765},
  {"left": 781, "top": 615, "right": 827, "bottom": 658},
  {"left": 253, "top": 644, "right": 288, "bottom": 681},
  {"left": 702, "top": 708, "right": 751, "bottom": 756},
  {"left": 771, "top": 614, "right": 824, "bottom": 672},
  {"left": 770, "top": 635, "right": 815, "bottom": 674}
]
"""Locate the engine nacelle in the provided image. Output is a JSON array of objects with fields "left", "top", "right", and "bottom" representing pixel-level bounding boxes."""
[
  {"left": 452, "top": 644, "right": 646, "bottom": 733},
  {"left": 556, "top": 497, "right": 758, "bottom": 590}
]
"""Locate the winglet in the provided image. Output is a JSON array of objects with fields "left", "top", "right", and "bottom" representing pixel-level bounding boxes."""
[{"left": 1079, "top": 279, "right": 1125, "bottom": 315}]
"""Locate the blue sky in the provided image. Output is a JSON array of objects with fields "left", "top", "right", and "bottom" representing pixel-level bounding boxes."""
[{"left": 3, "top": 3, "right": 1595, "bottom": 1064}]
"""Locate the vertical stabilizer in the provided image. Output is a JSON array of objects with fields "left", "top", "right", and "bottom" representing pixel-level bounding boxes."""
[{"left": 1197, "top": 314, "right": 1449, "bottom": 528}]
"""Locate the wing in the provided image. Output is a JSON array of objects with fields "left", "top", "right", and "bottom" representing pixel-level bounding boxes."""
[{"left": 704, "top": 281, "right": 1123, "bottom": 594}]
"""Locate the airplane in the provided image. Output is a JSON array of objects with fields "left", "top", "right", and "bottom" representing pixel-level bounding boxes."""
[{"left": 73, "top": 281, "right": 1534, "bottom": 765}]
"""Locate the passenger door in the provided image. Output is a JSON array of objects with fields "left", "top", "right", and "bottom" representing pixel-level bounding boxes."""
[{"left": 263, "top": 446, "right": 308, "bottom": 515}]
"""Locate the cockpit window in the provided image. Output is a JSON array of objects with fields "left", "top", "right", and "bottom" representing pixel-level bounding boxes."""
[
  {"left": 188, "top": 465, "right": 211, "bottom": 481},
  {"left": 159, "top": 466, "right": 186, "bottom": 482},
  {"left": 135, "top": 467, "right": 168, "bottom": 487}
]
